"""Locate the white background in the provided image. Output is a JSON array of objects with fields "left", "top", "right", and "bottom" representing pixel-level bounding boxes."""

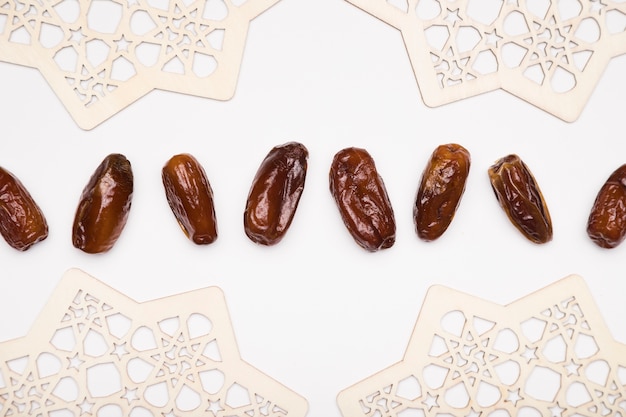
[{"left": 1, "top": 0, "right": 625, "bottom": 415}]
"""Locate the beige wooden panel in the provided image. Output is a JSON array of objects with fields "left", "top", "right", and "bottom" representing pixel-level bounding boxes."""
[
  {"left": 345, "top": 0, "right": 626, "bottom": 121},
  {"left": 0, "top": 0, "right": 281, "bottom": 129},
  {"left": 0, "top": 268, "right": 308, "bottom": 417},
  {"left": 338, "top": 274, "right": 626, "bottom": 417}
]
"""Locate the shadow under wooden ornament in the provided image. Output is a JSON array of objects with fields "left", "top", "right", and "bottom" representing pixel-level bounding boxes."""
[
  {"left": 344, "top": 0, "right": 626, "bottom": 122},
  {"left": 0, "top": 0, "right": 281, "bottom": 130},
  {"left": 0, "top": 268, "right": 308, "bottom": 416},
  {"left": 338, "top": 274, "right": 626, "bottom": 416}
]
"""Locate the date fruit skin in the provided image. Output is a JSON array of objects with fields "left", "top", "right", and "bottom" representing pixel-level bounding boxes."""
[
  {"left": 244, "top": 142, "right": 308, "bottom": 245},
  {"left": 586, "top": 164, "right": 626, "bottom": 248},
  {"left": 162, "top": 153, "right": 218, "bottom": 245},
  {"left": 72, "top": 153, "right": 134, "bottom": 254},
  {"left": 414, "top": 143, "right": 470, "bottom": 241},
  {"left": 488, "top": 154, "right": 553, "bottom": 244},
  {"left": 0, "top": 167, "right": 48, "bottom": 251},
  {"left": 329, "top": 147, "right": 396, "bottom": 251}
]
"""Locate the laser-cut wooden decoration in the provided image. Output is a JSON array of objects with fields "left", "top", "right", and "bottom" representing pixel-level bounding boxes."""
[
  {"left": 0, "top": 268, "right": 308, "bottom": 416},
  {"left": 338, "top": 275, "right": 626, "bottom": 416},
  {"left": 0, "top": 0, "right": 280, "bottom": 129},
  {"left": 345, "top": 0, "right": 626, "bottom": 121}
]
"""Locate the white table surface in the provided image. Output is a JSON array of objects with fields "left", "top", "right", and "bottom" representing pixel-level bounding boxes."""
[{"left": 1, "top": 0, "right": 625, "bottom": 415}]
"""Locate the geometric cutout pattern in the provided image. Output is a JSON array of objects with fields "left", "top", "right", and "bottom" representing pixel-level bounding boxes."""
[
  {"left": 344, "top": 0, "right": 626, "bottom": 121},
  {"left": 0, "top": 0, "right": 280, "bottom": 129},
  {"left": 0, "top": 268, "right": 308, "bottom": 416},
  {"left": 337, "top": 275, "right": 626, "bottom": 416}
]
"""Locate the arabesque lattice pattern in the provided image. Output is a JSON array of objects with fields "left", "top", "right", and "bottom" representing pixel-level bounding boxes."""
[
  {"left": 0, "top": 0, "right": 280, "bottom": 129},
  {"left": 337, "top": 275, "right": 626, "bottom": 417},
  {"left": 0, "top": 268, "right": 308, "bottom": 417},
  {"left": 345, "top": 0, "right": 626, "bottom": 121}
]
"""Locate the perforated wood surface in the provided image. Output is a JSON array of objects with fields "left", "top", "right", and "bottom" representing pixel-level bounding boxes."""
[
  {"left": 344, "top": 0, "right": 626, "bottom": 121},
  {"left": 338, "top": 275, "right": 626, "bottom": 417},
  {"left": 0, "top": 0, "right": 280, "bottom": 129},
  {"left": 0, "top": 268, "right": 308, "bottom": 417}
]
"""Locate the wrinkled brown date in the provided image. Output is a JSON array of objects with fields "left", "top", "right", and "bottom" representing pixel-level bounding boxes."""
[
  {"left": 72, "top": 154, "right": 134, "bottom": 254},
  {"left": 244, "top": 142, "right": 308, "bottom": 245},
  {"left": 0, "top": 167, "right": 48, "bottom": 251},
  {"left": 329, "top": 147, "right": 396, "bottom": 251},
  {"left": 162, "top": 153, "right": 218, "bottom": 245},
  {"left": 488, "top": 154, "right": 553, "bottom": 244},
  {"left": 414, "top": 143, "right": 471, "bottom": 241},
  {"left": 586, "top": 164, "right": 626, "bottom": 248}
]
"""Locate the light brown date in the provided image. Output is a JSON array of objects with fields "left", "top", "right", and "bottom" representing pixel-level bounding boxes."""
[
  {"left": 488, "top": 154, "right": 553, "bottom": 244},
  {"left": 244, "top": 142, "right": 308, "bottom": 245},
  {"left": 414, "top": 143, "right": 470, "bottom": 241},
  {"left": 0, "top": 167, "right": 48, "bottom": 251},
  {"left": 329, "top": 147, "right": 396, "bottom": 251},
  {"left": 162, "top": 153, "right": 218, "bottom": 245},
  {"left": 586, "top": 164, "right": 626, "bottom": 248},
  {"left": 72, "top": 154, "right": 134, "bottom": 254}
]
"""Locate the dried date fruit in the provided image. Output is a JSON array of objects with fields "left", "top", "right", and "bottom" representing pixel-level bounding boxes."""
[
  {"left": 488, "top": 154, "right": 553, "bottom": 244},
  {"left": 0, "top": 167, "right": 48, "bottom": 251},
  {"left": 72, "top": 153, "right": 134, "bottom": 254},
  {"left": 162, "top": 153, "right": 218, "bottom": 245},
  {"left": 244, "top": 142, "right": 308, "bottom": 245},
  {"left": 586, "top": 164, "right": 626, "bottom": 248},
  {"left": 329, "top": 147, "right": 396, "bottom": 251},
  {"left": 414, "top": 143, "right": 470, "bottom": 241}
]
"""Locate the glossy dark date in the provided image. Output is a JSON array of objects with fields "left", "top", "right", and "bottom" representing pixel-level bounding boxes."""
[
  {"left": 488, "top": 154, "right": 552, "bottom": 244},
  {"left": 587, "top": 164, "right": 626, "bottom": 248},
  {"left": 244, "top": 142, "right": 308, "bottom": 245},
  {"left": 329, "top": 147, "right": 396, "bottom": 251},
  {"left": 72, "top": 153, "right": 134, "bottom": 254},
  {"left": 414, "top": 143, "right": 470, "bottom": 241},
  {"left": 0, "top": 166, "right": 48, "bottom": 251},
  {"left": 163, "top": 153, "right": 218, "bottom": 245}
]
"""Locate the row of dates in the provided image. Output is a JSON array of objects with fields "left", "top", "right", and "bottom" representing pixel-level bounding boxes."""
[{"left": 0, "top": 142, "right": 624, "bottom": 253}]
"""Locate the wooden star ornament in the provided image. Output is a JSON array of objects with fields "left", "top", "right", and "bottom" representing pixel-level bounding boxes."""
[
  {"left": 337, "top": 275, "right": 626, "bottom": 417},
  {"left": 345, "top": 0, "right": 626, "bottom": 121},
  {"left": 0, "top": 268, "right": 308, "bottom": 417},
  {"left": 0, "top": 0, "right": 280, "bottom": 129}
]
